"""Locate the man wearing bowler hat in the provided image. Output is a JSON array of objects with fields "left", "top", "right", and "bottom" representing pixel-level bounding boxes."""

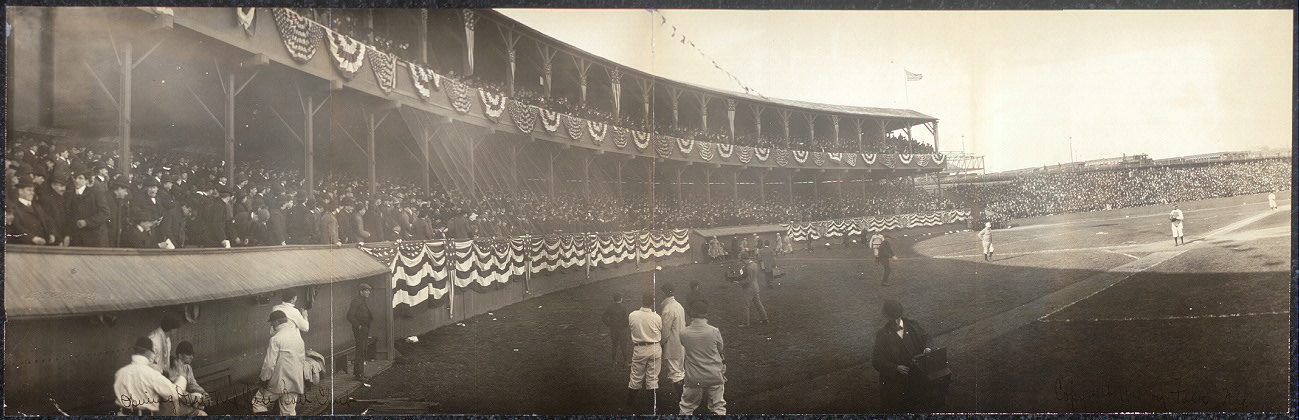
[
  {"left": 67, "top": 165, "right": 111, "bottom": 247},
  {"left": 9, "top": 177, "right": 56, "bottom": 245}
]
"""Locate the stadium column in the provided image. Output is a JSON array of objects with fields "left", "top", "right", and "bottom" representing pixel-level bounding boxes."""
[
  {"left": 608, "top": 67, "right": 623, "bottom": 120},
  {"left": 419, "top": 9, "right": 428, "bottom": 65},
  {"left": 697, "top": 93, "right": 711, "bottom": 131},
  {"left": 703, "top": 167, "right": 711, "bottom": 203},
  {"left": 779, "top": 109, "right": 792, "bottom": 140},
  {"left": 836, "top": 171, "right": 844, "bottom": 197},
  {"left": 364, "top": 107, "right": 393, "bottom": 197},
  {"left": 853, "top": 118, "right": 863, "bottom": 152},
  {"left": 748, "top": 103, "right": 764, "bottom": 139},
  {"left": 538, "top": 45, "right": 558, "bottom": 98},
  {"left": 787, "top": 172, "right": 794, "bottom": 203},
  {"left": 95, "top": 11, "right": 170, "bottom": 182},
  {"left": 677, "top": 166, "right": 686, "bottom": 202},
  {"left": 546, "top": 149, "right": 558, "bottom": 197},
  {"left": 573, "top": 56, "right": 592, "bottom": 107},
  {"left": 813, "top": 171, "right": 820, "bottom": 201},
  {"left": 581, "top": 154, "right": 591, "bottom": 199},
  {"left": 462, "top": 10, "right": 478, "bottom": 76},
  {"left": 500, "top": 27, "right": 521, "bottom": 96},
  {"left": 730, "top": 170, "right": 738, "bottom": 200},
  {"left": 120, "top": 42, "right": 131, "bottom": 181},
  {"left": 614, "top": 159, "right": 624, "bottom": 202},
  {"left": 669, "top": 88, "right": 683, "bottom": 129},
  {"left": 758, "top": 170, "right": 767, "bottom": 202}
]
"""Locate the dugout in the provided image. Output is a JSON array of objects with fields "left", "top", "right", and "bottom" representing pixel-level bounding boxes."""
[{"left": 3, "top": 244, "right": 393, "bottom": 415}]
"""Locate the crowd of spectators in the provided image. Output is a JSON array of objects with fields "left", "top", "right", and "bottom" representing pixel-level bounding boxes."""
[
  {"left": 13, "top": 130, "right": 1283, "bottom": 249},
  {"left": 953, "top": 159, "right": 1292, "bottom": 219},
  {"left": 4, "top": 134, "right": 957, "bottom": 249}
]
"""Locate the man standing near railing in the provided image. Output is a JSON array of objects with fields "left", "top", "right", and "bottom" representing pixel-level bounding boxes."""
[{"left": 347, "top": 283, "right": 374, "bottom": 382}]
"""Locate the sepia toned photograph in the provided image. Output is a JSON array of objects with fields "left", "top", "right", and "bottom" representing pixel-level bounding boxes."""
[{"left": 3, "top": 5, "right": 1293, "bottom": 416}]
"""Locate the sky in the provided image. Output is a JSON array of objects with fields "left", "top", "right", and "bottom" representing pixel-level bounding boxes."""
[{"left": 496, "top": 9, "right": 1292, "bottom": 173}]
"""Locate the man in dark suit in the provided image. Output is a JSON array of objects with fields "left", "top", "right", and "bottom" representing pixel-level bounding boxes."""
[
  {"left": 346, "top": 283, "right": 374, "bottom": 382},
  {"left": 107, "top": 180, "right": 133, "bottom": 247},
  {"left": 447, "top": 210, "right": 473, "bottom": 240},
  {"left": 758, "top": 240, "right": 778, "bottom": 289},
  {"left": 67, "top": 168, "right": 111, "bottom": 247},
  {"left": 120, "top": 210, "right": 161, "bottom": 249},
  {"left": 39, "top": 175, "right": 71, "bottom": 245},
  {"left": 9, "top": 178, "right": 56, "bottom": 245},
  {"left": 871, "top": 300, "right": 932, "bottom": 413},
  {"left": 876, "top": 234, "right": 897, "bottom": 286},
  {"left": 131, "top": 177, "right": 165, "bottom": 227},
  {"left": 285, "top": 197, "right": 311, "bottom": 245},
  {"left": 601, "top": 293, "right": 631, "bottom": 368},
  {"left": 158, "top": 198, "right": 191, "bottom": 248}
]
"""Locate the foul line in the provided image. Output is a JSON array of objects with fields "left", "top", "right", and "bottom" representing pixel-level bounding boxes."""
[
  {"left": 1041, "top": 310, "right": 1288, "bottom": 323},
  {"left": 1105, "top": 249, "right": 1140, "bottom": 260}
]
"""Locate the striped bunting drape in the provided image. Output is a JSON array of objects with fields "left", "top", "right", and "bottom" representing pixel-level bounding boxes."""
[
  {"left": 359, "top": 229, "right": 692, "bottom": 309},
  {"left": 784, "top": 209, "right": 972, "bottom": 242}
]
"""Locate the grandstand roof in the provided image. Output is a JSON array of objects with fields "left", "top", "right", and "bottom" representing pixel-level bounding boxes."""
[
  {"left": 486, "top": 10, "right": 937, "bottom": 124},
  {"left": 4, "top": 245, "right": 389, "bottom": 319}
]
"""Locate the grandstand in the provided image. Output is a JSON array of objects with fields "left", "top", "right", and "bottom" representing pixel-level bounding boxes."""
[
  {"left": 4, "top": 7, "right": 953, "bottom": 415},
  {"left": 6, "top": 7, "right": 1291, "bottom": 416}
]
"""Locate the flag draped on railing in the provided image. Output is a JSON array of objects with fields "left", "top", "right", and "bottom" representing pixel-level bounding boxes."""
[
  {"left": 359, "top": 229, "right": 691, "bottom": 309},
  {"left": 784, "top": 209, "right": 971, "bottom": 242}
]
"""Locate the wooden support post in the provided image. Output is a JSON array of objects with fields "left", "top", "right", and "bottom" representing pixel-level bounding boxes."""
[
  {"left": 615, "top": 160, "right": 624, "bottom": 202},
  {"left": 224, "top": 76, "right": 235, "bottom": 182},
  {"left": 730, "top": 171, "right": 738, "bottom": 200},
  {"left": 787, "top": 172, "right": 794, "bottom": 203},
  {"left": 758, "top": 171, "right": 766, "bottom": 202},
  {"left": 304, "top": 95, "right": 314, "bottom": 199},
  {"left": 813, "top": 172, "right": 820, "bottom": 201},
  {"left": 119, "top": 42, "right": 132, "bottom": 181},
  {"left": 676, "top": 166, "right": 684, "bottom": 202},
  {"left": 419, "top": 9, "right": 429, "bottom": 65},
  {"left": 582, "top": 155, "right": 591, "bottom": 199},
  {"left": 547, "top": 149, "right": 557, "bottom": 197},
  {"left": 704, "top": 168, "right": 712, "bottom": 203}
]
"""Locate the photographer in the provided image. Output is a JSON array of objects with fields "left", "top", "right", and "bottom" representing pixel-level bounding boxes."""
[{"left": 871, "top": 300, "right": 932, "bottom": 412}]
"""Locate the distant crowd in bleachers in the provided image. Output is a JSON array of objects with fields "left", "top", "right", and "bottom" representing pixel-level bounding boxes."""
[{"left": 953, "top": 158, "right": 1292, "bottom": 219}]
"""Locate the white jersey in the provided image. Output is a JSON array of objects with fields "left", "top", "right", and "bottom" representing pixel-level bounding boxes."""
[{"left": 1169, "top": 209, "right": 1184, "bottom": 222}]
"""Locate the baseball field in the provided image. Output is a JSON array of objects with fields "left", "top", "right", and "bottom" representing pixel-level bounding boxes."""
[{"left": 343, "top": 191, "right": 1292, "bottom": 414}]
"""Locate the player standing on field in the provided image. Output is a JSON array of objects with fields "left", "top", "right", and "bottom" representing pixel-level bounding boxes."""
[
  {"left": 1169, "top": 205, "right": 1185, "bottom": 246},
  {"left": 1268, "top": 192, "right": 1277, "bottom": 211},
  {"left": 977, "top": 222, "right": 994, "bottom": 261}
]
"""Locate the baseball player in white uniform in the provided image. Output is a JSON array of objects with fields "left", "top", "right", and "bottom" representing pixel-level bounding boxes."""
[
  {"left": 1268, "top": 192, "right": 1277, "bottom": 211},
  {"left": 1169, "top": 205, "right": 1185, "bottom": 246},
  {"left": 978, "top": 222, "right": 994, "bottom": 260}
]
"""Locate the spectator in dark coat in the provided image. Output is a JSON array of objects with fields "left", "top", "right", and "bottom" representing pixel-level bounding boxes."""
[
  {"left": 871, "top": 300, "right": 932, "bottom": 413},
  {"left": 346, "top": 283, "right": 374, "bottom": 381},
  {"left": 67, "top": 169, "right": 111, "bottom": 247},
  {"left": 39, "top": 175, "right": 70, "bottom": 245},
  {"left": 267, "top": 200, "right": 288, "bottom": 246},
  {"left": 108, "top": 180, "right": 132, "bottom": 247},
  {"left": 9, "top": 178, "right": 56, "bottom": 245},
  {"left": 286, "top": 197, "right": 314, "bottom": 245},
  {"left": 601, "top": 293, "right": 631, "bottom": 367},
  {"left": 318, "top": 204, "right": 340, "bottom": 245},
  {"left": 120, "top": 209, "right": 160, "bottom": 249},
  {"left": 158, "top": 199, "right": 191, "bottom": 248}
]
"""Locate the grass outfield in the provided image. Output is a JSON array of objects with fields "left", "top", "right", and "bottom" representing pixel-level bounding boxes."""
[{"left": 344, "top": 193, "right": 1291, "bottom": 414}]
